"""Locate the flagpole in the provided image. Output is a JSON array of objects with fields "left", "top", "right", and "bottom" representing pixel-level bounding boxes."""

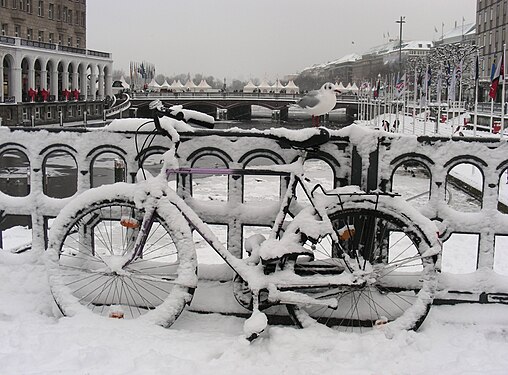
[
  {"left": 490, "top": 98, "right": 495, "bottom": 133},
  {"left": 458, "top": 59, "right": 463, "bottom": 132},
  {"left": 502, "top": 43, "right": 506, "bottom": 137},
  {"left": 474, "top": 52, "right": 479, "bottom": 136},
  {"left": 402, "top": 72, "right": 406, "bottom": 133},
  {"left": 413, "top": 66, "right": 417, "bottom": 134},
  {"left": 437, "top": 67, "right": 442, "bottom": 134}
]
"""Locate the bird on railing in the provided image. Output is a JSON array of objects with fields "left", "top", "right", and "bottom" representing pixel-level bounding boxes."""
[{"left": 295, "top": 82, "right": 340, "bottom": 127}]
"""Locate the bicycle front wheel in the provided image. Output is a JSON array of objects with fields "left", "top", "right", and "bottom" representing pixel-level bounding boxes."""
[
  {"left": 45, "top": 183, "right": 197, "bottom": 327},
  {"left": 287, "top": 193, "right": 439, "bottom": 333}
]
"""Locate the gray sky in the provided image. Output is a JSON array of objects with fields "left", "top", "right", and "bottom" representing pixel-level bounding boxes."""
[{"left": 87, "top": 0, "right": 476, "bottom": 81}]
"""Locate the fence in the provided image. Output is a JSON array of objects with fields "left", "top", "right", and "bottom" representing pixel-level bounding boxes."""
[{"left": 1, "top": 126, "right": 508, "bottom": 303}]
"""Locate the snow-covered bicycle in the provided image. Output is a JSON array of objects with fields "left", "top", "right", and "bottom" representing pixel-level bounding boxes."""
[{"left": 45, "top": 100, "right": 441, "bottom": 339}]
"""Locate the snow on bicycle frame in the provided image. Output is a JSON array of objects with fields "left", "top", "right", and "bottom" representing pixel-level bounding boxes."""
[{"left": 44, "top": 100, "right": 440, "bottom": 340}]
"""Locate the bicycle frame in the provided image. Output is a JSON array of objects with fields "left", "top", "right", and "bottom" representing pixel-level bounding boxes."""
[{"left": 129, "top": 132, "right": 359, "bottom": 304}]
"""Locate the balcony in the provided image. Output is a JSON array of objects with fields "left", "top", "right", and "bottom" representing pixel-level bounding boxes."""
[{"left": 0, "top": 36, "right": 111, "bottom": 59}]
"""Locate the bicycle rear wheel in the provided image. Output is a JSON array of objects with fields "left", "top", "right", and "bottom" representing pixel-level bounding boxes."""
[
  {"left": 45, "top": 183, "right": 197, "bottom": 327},
  {"left": 286, "top": 193, "right": 439, "bottom": 333}
]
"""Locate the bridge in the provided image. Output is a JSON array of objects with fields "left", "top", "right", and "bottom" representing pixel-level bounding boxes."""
[
  {"left": 1, "top": 125, "right": 508, "bottom": 309},
  {"left": 128, "top": 92, "right": 360, "bottom": 121}
]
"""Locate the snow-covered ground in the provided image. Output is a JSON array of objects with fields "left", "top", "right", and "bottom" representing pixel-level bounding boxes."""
[
  {"left": 2, "top": 154, "right": 508, "bottom": 373},
  {"left": 1, "top": 249, "right": 508, "bottom": 374}
]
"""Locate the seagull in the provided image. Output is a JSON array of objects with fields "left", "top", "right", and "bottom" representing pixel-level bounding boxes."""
[{"left": 295, "top": 82, "right": 340, "bottom": 126}]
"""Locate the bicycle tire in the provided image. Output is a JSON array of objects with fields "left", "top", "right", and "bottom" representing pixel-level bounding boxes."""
[
  {"left": 286, "top": 193, "right": 439, "bottom": 334},
  {"left": 45, "top": 182, "right": 197, "bottom": 327}
]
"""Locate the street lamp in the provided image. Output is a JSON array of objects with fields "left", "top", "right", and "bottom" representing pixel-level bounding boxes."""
[{"left": 396, "top": 16, "right": 406, "bottom": 74}]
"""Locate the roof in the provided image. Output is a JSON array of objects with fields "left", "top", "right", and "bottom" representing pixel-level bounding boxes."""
[
  {"left": 363, "top": 39, "right": 433, "bottom": 56},
  {"left": 441, "top": 22, "right": 475, "bottom": 41}
]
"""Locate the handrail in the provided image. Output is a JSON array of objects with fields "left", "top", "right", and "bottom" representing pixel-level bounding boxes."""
[{"left": 104, "top": 94, "right": 131, "bottom": 117}]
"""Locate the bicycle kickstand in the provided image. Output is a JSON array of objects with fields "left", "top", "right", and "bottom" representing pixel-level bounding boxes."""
[{"left": 243, "top": 290, "right": 268, "bottom": 342}]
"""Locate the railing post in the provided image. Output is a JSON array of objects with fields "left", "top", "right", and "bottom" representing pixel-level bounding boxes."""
[
  {"left": 59, "top": 110, "right": 63, "bottom": 127},
  {"left": 83, "top": 111, "right": 87, "bottom": 127},
  {"left": 114, "top": 159, "right": 126, "bottom": 182}
]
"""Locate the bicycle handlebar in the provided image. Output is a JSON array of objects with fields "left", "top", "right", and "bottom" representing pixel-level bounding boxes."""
[{"left": 150, "top": 100, "right": 215, "bottom": 135}]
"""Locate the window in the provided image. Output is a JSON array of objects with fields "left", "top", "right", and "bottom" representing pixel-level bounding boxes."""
[
  {"left": 1, "top": 0, "right": 6, "bottom": 7},
  {"left": 38, "top": 30, "right": 43, "bottom": 41},
  {"left": 68, "top": 9, "right": 72, "bottom": 24},
  {"left": 37, "top": 0, "right": 42, "bottom": 16},
  {"left": 67, "top": 36, "right": 72, "bottom": 46},
  {"left": 58, "top": 33, "right": 62, "bottom": 44},
  {"left": 14, "top": 25, "right": 20, "bottom": 37},
  {"left": 48, "top": 3, "right": 52, "bottom": 18},
  {"left": 76, "top": 37, "right": 80, "bottom": 48},
  {"left": 26, "top": 0, "right": 31, "bottom": 13},
  {"left": 12, "top": 0, "right": 16, "bottom": 9},
  {"left": 63, "top": 6, "right": 67, "bottom": 22},
  {"left": 56, "top": 4, "right": 60, "bottom": 20},
  {"left": 18, "top": 0, "right": 23, "bottom": 10},
  {"left": 81, "top": 11, "right": 85, "bottom": 26},
  {"left": 48, "top": 32, "right": 53, "bottom": 43},
  {"left": 27, "top": 27, "right": 32, "bottom": 40},
  {"left": 1, "top": 24, "right": 7, "bottom": 36},
  {"left": 35, "top": 107, "right": 41, "bottom": 120}
]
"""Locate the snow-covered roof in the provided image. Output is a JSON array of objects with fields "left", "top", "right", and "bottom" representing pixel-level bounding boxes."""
[
  {"left": 441, "top": 22, "right": 475, "bottom": 41},
  {"left": 285, "top": 80, "right": 299, "bottom": 89},
  {"left": 197, "top": 79, "right": 212, "bottom": 89},
  {"left": 148, "top": 78, "right": 161, "bottom": 89},
  {"left": 171, "top": 80, "right": 184, "bottom": 88},
  {"left": 363, "top": 40, "right": 433, "bottom": 56},
  {"left": 328, "top": 53, "right": 362, "bottom": 65},
  {"left": 272, "top": 79, "right": 285, "bottom": 91},
  {"left": 161, "top": 79, "right": 171, "bottom": 89},
  {"left": 258, "top": 79, "right": 272, "bottom": 90},
  {"left": 243, "top": 81, "right": 257, "bottom": 89}
]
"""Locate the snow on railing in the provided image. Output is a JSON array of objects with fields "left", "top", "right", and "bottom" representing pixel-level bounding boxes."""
[
  {"left": 104, "top": 94, "right": 131, "bottom": 118},
  {"left": 1, "top": 125, "right": 508, "bottom": 302}
]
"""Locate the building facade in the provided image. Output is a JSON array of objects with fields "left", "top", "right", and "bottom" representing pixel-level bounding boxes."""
[
  {"left": 476, "top": 0, "right": 508, "bottom": 79},
  {"left": 1, "top": 0, "right": 86, "bottom": 48},
  {"left": 0, "top": 0, "right": 112, "bottom": 126}
]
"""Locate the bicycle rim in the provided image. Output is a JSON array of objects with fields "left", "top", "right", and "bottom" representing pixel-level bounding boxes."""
[
  {"left": 46, "top": 184, "right": 197, "bottom": 326},
  {"left": 287, "top": 195, "right": 437, "bottom": 333}
]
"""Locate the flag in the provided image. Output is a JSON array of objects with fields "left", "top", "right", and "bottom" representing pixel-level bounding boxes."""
[
  {"left": 489, "top": 53, "right": 504, "bottom": 99},
  {"left": 436, "top": 69, "right": 443, "bottom": 102},
  {"left": 395, "top": 72, "right": 406, "bottom": 98},
  {"left": 455, "top": 60, "right": 463, "bottom": 81},
  {"left": 421, "top": 65, "right": 431, "bottom": 106},
  {"left": 373, "top": 79, "right": 380, "bottom": 99},
  {"left": 448, "top": 66, "right": 457, "bottom": 101},
  {"left": 475, "top": 54, "right": 479, "bottom": 81}
]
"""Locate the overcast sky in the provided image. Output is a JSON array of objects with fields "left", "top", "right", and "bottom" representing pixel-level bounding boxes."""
[{"left": 87, "top": 0, "right": 476, "bottom": 81}]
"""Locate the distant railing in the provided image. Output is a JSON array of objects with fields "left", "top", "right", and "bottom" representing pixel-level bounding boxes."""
[
  {"left": 0, "top": 37, "right": 111, "bottom": 59},
  {"left": 20, "top": 39, "right": 56, "bottom": 50},
  {"left": 0, "top": 36, "right": 15, "bottom": 45},
  {"left": 104, "top": 94, "right": 131, "bottom": 118}
]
